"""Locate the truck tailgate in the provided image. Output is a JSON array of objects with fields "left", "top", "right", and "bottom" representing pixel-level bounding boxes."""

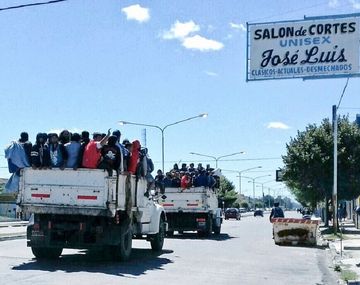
[
  {"left": 20, "top": 168, "right": 108, "bottom": 208},
  {"left": 160, "top": 187, "right": 206, "bottom": 212}
]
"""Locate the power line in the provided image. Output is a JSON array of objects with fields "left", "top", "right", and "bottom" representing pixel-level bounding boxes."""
[
  {"left": 248, "top": 1, "right": 330, "bottom": 23},
  {"left": 0, "top": 0, "right": 67, "bottom": 12},
  {"left": 337, "top": 78, "right": 350, "bottom": 110}
]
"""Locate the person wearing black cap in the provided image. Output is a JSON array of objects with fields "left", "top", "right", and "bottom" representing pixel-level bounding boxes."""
[
  {"left": 77, "top": 131, "right": 90, "bottom": 167},
  {"left": 31, "top": 133, "right": 50, "bottom": 169},
  {"left": 19, "top": 132, "right": 32, "bottom": 163},
  {"left": 112, "top": 130, "right": 125, "bottom": 172}
]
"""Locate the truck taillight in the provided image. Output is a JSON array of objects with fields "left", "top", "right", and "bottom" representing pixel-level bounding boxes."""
[
  {"left": 115, "top": 213, "right": 120, "bottom": 224},
  {"left": 48, "top": 221, "right": 52, "bottom": 230},
  {"left": 79, "top": 223, "right": 85, "bottom": 231},
  {"left": 33, "top": 223, "right": 40, "bottom": 231},
  {"left": 196, "top": 218, "right": 206, "bottom": 222}
]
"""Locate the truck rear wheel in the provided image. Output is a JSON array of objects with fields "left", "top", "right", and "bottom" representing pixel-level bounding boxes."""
[
  {"left": 151, "top": 216, "right": 165, "bottom": 251},
  {"left": 213, "top": 218, "right": 221, "bottom": 235},
  {"left": 31, "top": 246, "right": 63, "bottom": 260},
  {"left": 113, "top": 223, "right": 132, "bottom": 261}
]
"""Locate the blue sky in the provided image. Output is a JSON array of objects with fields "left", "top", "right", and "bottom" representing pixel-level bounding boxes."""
[{"left": 1, "top": 0, "right": 360, "bottom": 199}]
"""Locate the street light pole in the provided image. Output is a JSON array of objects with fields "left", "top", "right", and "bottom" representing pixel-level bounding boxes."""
[
  {"left": 223, "top": 166, "right": 262, "bottom": 196},
  {"left": 244, "top": 174, "right": 271, "bottom": 209},
  {"left": 119, "top": 113, "right": 207, "bottom": 172},
  {"left": 189, "top": 151, "right": 245, "bottom": 169}
]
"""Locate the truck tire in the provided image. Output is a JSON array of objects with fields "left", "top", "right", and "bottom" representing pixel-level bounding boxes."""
[
  {"left": 205, "top": 217, "right": 213, "bottom": 236},
  {"left": 166, "top": 230, "right": 174, "bottom": 237},
  {"left": 113, "top": 223, "right": 132, "bottom": 261},
  {"left": 31, "top": 246, "right": 63, "bottom": 260},
  {"left": 213, "top": 219, "right": 221, "bottom": 235},
  {"left": 151, "top": 216, "right": 165, "bottom": 251}
]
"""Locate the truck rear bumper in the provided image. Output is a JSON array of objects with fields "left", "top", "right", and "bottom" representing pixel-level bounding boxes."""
[{"left": 21, "top": 204, "right": 113, "bottom": 217}]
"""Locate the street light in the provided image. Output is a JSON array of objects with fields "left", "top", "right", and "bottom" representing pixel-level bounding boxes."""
[
  {"left": 255, "top": 179, "right": 275, "bottom": 209},
  {"left": 244, "top": 174, "right": 271, "bottom": 209},
  {"left": 189, "top": 151, "right": 245, "bottom": 168},
  {"left": 222, "top": 166, "right": 262, "bottom": 196},
  {"left": 119, "top": 113, "right": 208, "bottom": 172}
]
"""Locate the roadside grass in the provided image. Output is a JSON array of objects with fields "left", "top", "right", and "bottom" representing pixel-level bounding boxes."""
[
  {"left": 340, "top": 268, "right": 358, "bottom": 282},
  {"left": 322, "top": 233, "right": 349, "bottom": 241}
]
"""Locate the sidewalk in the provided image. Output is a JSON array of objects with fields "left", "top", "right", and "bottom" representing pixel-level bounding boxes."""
[
  {"left": 0, "top": 220, "right": 27, "bottom": 241},
  {"left": 321, "top": 219, "right": 360, "bottom": 285}
]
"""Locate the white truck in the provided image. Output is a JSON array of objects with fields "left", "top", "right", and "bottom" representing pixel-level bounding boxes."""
[
  {"left": 17, "top": 168, "right": 167, "bottom": 260},
  {"left": 159, "top": 187, "right": 222, "bottom": 236}
]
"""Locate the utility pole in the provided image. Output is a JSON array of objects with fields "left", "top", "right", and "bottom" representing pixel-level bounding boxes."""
[{"left": 333, "top": 104, "right": 338, "bottom": 233}]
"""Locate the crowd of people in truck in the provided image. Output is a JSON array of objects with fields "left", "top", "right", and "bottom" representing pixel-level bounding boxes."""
[
  {"left": 154, "top": 163, "right": 221, "bottom": 191},
  {"left": 4, "top": 130, "right": 220, "bottom": 193},
  {"left": 4, "top": 129, "right": 155, "bottom": 192}
]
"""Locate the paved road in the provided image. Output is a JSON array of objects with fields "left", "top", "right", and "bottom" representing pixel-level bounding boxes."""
[{"left": 0, "top": 212, "right": 338, "bottom": 285}]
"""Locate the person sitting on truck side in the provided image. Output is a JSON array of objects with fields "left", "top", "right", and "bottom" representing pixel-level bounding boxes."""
[
  {"left": 31, "top": 133, "right": 51, "bottom": 169},
  {"left": 82, "top": 130, "right": 110, "bottom": 169},
  {"left": 48, "top": 133, "right": 68, "bottom": 169},
  {"left": 269, "top": 202, "right": 284, "bottom": 222},
  {"left": 155, "top": 169, "right": 165, "bottom": 193},
  {"left": 65, "top": 133, "right": 81, "bottom": 169},
  {"left": 98, "top": 135, "right": 121, "bottom": 176},
  {"left": 144, "top": 148, "right": 155, "bottom": 188}
]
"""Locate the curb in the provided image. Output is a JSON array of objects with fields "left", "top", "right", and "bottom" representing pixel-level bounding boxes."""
[{"left": 0, "top": 234, "right": 26, "bottom": 241}]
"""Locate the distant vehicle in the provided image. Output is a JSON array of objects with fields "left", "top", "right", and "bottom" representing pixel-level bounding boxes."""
[
  {"left": 254, "top": 210, "right": 264, "bottom": 217},
  {"left": 225, "top": 208, "right": 241, "bottom": 220},
  {"left": 239, "top": 208, "right": 247, "bottom": 213}
]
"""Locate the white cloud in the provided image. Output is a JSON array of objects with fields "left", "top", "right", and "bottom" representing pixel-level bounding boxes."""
[
  {"left": 229, "top": 22, "right": 246, "bottom": 32},
  {"left": 122, "top": 4, "right": 150, "bottom": 23},
  {"left": 267, "top": 122, "right": 290, "bottom": 130},
  {"left": 349, "top": 0, "right": 360, "bottom": 9},
  {"left": 204, "top": 71, "right": 218, "bottom": 77},
  {"left": 162, "top": 20, "right": 200, "bottom": 40},
  {"left": 182, "top": 35, "right": 224, "bottom": 51},
  {"left": 328, "top": 0, "right": 339, "bottom": 7}
]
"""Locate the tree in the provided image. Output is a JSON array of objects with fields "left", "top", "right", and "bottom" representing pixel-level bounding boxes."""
[
  {"left": 218, "top": 176, "right": 237, "bottom": 208},
  {"left": 282, "top": 116, "right": 360, "bottom": 208}
]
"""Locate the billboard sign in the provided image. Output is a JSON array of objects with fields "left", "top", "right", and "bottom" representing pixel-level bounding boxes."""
[{"left": 247, "top": 14, "right": 360, "bottom": 81}]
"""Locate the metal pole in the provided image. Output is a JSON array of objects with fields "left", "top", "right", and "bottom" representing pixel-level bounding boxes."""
[
  {"left": 253, "top": 179, "right": 255, "bottom": 209},
  {"left": 333, "top": 105, "right": 338, "bottom": 233},
  {"left": 161, "top": 129, "right": 165, "bottom": 173},
  {"left": 238, "top": 173, "right": 242, "bottom": 196},
  {"left": 215, "top": 159, "right": 218, "bottom": 169}
]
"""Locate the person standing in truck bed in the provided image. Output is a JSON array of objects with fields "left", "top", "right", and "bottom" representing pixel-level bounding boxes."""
[{"left": 82, "top": 130, "right": 110, "bottom": 169}]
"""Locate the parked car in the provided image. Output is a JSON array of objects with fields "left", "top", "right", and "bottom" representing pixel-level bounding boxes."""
[
  {"left": 225, "top": 208, "right": 241, "bottom": 220},
  {"left": 254, "top": 209, "right": 264, "bottom": 217}
]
